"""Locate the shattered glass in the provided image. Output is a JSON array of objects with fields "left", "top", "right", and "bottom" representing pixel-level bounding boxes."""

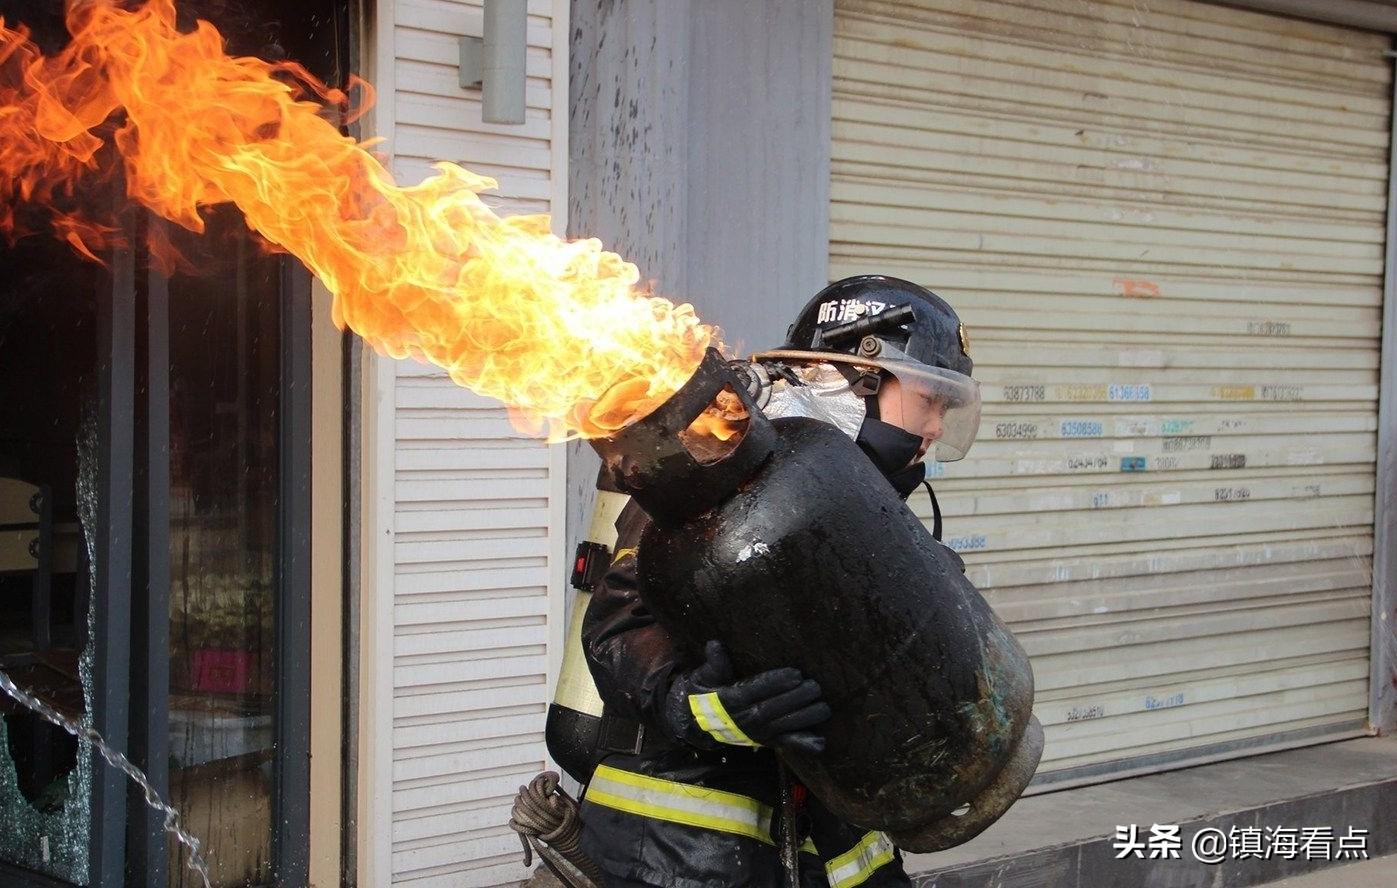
[{"left": 0, "top": 231, "right": 100, "bottom": 884}]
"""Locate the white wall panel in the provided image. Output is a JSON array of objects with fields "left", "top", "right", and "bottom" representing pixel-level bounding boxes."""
[{"left": 372, "top": 1, "right": 569, "bottom": 885}]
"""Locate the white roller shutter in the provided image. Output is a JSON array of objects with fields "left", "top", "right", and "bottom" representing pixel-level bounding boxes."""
[
  {"left": 831, "top": 0, "right": 1387, "bottom": 783},
  {"left": 381, "top": 1, "right": 568, "bottom": 885}
]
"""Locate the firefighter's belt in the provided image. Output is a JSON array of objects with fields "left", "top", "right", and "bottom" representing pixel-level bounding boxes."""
[
  {"left": 597, "top": 713, "right": 661, "bottom": 756},
  {"left": 586, "top": 765, "right": 818, "bottom": 853}
]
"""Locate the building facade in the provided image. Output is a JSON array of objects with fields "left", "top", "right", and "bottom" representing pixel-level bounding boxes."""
[
  {"left": 0, "top": 1, "right": 1391, "bottom": 887},
  {"left": 428, "top": 0, "right": 1396, "bottom": 883}
]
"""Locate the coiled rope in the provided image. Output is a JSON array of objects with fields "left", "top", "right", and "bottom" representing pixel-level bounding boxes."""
[{"left": 509, "top": 771, "right": 604, "bottom": 888}]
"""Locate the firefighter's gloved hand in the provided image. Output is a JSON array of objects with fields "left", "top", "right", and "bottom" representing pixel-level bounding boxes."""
[{"left": 660, "top": 640, "right": 831, "bottom": 755}]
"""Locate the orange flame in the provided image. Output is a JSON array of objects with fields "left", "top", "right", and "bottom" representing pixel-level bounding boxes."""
[{"left": 0, "top": 0, "right": 718, "bottom": 439}]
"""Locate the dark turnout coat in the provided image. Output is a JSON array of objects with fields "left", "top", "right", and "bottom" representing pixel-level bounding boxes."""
[{"left": 577, "top": 500, "right": 912, "bottom": 888}]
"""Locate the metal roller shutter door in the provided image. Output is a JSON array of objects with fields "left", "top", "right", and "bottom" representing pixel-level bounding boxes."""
[{"left": 831, "top": 0, "right": 1388, "bottom": 783}]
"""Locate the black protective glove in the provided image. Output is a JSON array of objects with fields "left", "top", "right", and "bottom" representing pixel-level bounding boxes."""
[{"left": 659, "top": 640, "right": 831, "bottom": 755}]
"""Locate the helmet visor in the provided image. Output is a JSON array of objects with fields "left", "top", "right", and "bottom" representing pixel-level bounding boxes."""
[
  {"left": 877, "top": 358, "right": 981, "bottom": 462},
  {"left": 749, "top": 350, "right": 982, "bottom": 461}
]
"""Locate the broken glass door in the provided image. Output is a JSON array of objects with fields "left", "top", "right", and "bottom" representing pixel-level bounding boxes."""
[
  {"left": 0, "top": 1, "right": 101, "bottom": 876},
  {"left": 0, "top": 0, "right": 337, "bottom": 883},
  {"left": 0, "top": 210, "right": 312, "bottom": 888},
  {"left": 0, "top": 228, "right": 102, "bottom": 886}
]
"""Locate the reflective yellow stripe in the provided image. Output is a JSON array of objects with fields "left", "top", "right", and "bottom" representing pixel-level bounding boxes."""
[
  {"left": 586, "top": 764, "right": 774, "bottom": 843},
  {"left": 611, "top": 546, "right": 637, "bottom": 565},
  {"left": 826, "top": 831, "right": 896, "bottom": 888},
  {"left": 689, "top": 692, "right": 760, "bottom": 747},
  {"left": 586, "top": 766, "right": 820, "bottom": 851}
]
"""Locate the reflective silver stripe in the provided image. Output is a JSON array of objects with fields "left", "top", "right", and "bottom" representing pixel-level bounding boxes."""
[
  {"left": 826, "top": 831, "right": 896, "bottom": 888},
  {"left": 689, "top": 691, "right": 760, "bottom": 746},
  {"left": 585, "top": 764, "right": 773, "bottom": 843}
]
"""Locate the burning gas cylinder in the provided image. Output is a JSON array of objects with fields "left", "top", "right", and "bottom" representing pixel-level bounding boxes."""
[{"left": 589, "top": 349, "right": 1042, "bottom": 852}]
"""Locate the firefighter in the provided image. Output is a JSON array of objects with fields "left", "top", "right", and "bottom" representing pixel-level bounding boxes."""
[{"left": 573, "top": 276, "right": 980, "bottom": 888}]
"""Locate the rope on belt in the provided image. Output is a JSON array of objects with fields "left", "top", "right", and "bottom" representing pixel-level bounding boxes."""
[{"left": 509, "top": 771, "right": 605, "bottom": 888}]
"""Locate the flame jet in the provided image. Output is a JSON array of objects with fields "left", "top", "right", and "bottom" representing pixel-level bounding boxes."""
[{"left": 0, "top": 0, "right": 714, "bottom": 439}]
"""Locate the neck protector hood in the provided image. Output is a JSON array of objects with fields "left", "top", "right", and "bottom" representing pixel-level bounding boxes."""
[{"left": 855, "top": 418, "right": 926, "bottom": 499}]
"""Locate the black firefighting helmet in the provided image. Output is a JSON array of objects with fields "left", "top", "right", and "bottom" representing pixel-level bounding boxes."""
[
  {"left": 753, "top": 275, "right": 981, "bottom": 461},
  {"left": 784, "top": 275, "right": 973, "bottom": 378}
]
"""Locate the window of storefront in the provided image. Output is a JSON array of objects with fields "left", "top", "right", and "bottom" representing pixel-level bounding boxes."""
[{"left": 0, "top": 2, "right": 348, "bottom": 886}]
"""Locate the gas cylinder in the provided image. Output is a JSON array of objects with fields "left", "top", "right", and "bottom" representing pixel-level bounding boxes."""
[{"left": 590, "top": 349, "right": 1041, "bottom": 851}]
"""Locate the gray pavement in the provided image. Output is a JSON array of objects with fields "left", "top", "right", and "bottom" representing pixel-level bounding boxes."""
[
  {"left": 1261, "top": 853, "right": 1397, "bottom": 886},
  {"left": 905, "top": 736, "right": 1397, "bottom": 874},
  {"left": 906, "top": 735, "right": 1397, "bottom": 887}
]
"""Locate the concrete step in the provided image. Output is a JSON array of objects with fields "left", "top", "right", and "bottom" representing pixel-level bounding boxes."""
[{"left": 905, "top": 736, "right": 1397, "bottom": 888}]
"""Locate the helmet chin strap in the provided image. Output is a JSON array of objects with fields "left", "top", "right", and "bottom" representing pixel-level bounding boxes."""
[{"left": 921, "top": 479, "right": 943, "bottom": 542}]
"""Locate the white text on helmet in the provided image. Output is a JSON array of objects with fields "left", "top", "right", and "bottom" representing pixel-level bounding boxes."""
[{"left": 816, "top": 299, "right": 888, "bottom": 324}]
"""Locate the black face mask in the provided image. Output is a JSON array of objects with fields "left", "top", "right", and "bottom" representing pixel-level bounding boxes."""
[{"left": 855, "top": 417, "right": 927, "bottom": 500}]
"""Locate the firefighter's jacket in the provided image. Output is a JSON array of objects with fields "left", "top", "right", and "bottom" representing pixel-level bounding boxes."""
[{"left": 578, "top": 500, "right": 912, "bottom": 888}]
